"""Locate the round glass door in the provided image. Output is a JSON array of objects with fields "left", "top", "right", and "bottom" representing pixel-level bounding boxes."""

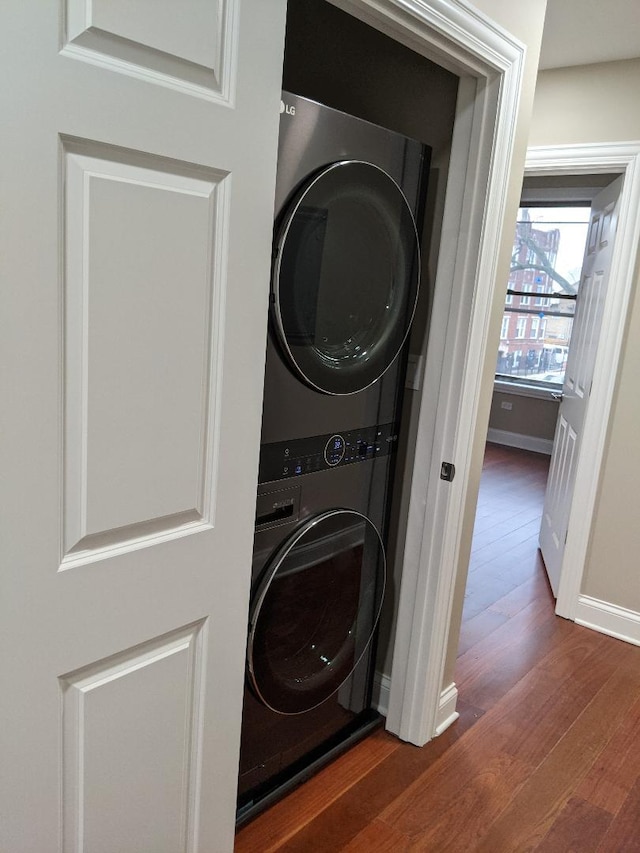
[
  {"left": 247, "top": 509, "right": 386, "bottom": 715},
  {"left": 273, "top": 161, "right": 420, "bottom": 395}
]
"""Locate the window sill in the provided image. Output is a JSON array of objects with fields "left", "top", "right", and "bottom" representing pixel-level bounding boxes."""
[{"left": 494, "top": 379, "right": 561, "bottom": 401}]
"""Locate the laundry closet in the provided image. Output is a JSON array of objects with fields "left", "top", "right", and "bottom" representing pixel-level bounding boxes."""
[{"left": 237, "top": 0, "right": 460, "bottom": 823}]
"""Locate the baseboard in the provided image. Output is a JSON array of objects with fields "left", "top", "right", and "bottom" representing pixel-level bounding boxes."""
[
  {"left": 486, "top": 428, "right": 553, "bottom": 455},
  {"left": 575, "top": 595, "right": 640, "bottom": 646},
  {"left": 375, "top": 674, "right": 459, "bottom": 736},
  {"left": 435, "top": 682, "right": 459, "bottom": 735},
  {"left": 372, "top": 671, "right": 391, "bottom": 718}
]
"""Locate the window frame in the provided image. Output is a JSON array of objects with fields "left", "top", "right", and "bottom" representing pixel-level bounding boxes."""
[{"left": 496, "top": 200, "right": 591, "bottom": 394}]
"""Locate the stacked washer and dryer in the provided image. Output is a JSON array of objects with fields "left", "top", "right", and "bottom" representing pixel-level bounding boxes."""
[{"left": 237, "top": 91, "right": 430, "bottom": 824}]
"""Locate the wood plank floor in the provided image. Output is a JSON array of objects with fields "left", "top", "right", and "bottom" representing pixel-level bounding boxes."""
[{"left": 235, "top": 443, "right": 640, "bottom": 852}]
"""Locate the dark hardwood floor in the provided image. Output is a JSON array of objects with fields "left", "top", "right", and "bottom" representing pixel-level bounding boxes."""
[{"left": 235, "top": 443, "right": 640, "bottom": 852}]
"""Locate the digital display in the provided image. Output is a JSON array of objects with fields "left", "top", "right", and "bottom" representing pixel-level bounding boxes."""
[{"left": 324, "top": 434, "right": 346, "bottom": 466}]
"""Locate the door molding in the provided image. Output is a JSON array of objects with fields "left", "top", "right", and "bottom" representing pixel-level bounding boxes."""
[
  {"left": 330, "top": 0, "right": 526, "bottom": 745},
  {"left": 525, "top": 143, "right": 640, "bottom": 620}
]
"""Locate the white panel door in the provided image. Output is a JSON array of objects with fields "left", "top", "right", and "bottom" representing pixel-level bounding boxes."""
[
  {"left": 0, "top": 3, "right": 286, "bottom": 851},
  {"left": 539, "top": 177, "right": 622, "bottom": 595}
]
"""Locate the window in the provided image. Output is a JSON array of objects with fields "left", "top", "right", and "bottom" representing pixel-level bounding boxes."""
[
  {"left": 535, "top": 284, "right": 550, "bottom": 307},
  {"left": 497, "top": 205, "right": 590, "bottom": 388},
  {"left": 539, "top": 318, "right": 547, "bottom": 340},
  {"left": 530, "top": 316, "right": 540, "bottom": 338}
]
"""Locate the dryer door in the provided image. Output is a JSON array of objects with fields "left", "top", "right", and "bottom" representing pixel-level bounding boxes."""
[
  {"left": 273, "top": 161, "right": 420, "bottom": 395},
  {"left": 247, "top": 509, "right": 386, "bottom": 715}
]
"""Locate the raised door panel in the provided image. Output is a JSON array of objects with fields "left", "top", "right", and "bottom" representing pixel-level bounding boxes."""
[
  {"left": 62, "top": 141, "right": 227, "bottom": 565},
  {"left": 574, "top": 270, "right": 604, "bottom": 399},
  {"left": 61, "top": 622, "right": 206, "bottom": 853},
  {"left": 565, "top": 201, "right": 615, "bottom": 401},
  {"left": 544, "top": 414, "right": 577, "bottom": 544},
  {"left": 540, "top": 413, "right": 577, "bottom": 593},
  {"left": 63, "top": 0, "right": 234, "bottom": 100}
]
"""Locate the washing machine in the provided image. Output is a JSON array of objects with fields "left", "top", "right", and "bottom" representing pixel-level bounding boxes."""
[{"left": 237, "top": 92, "right": 430, "bottom": 824}]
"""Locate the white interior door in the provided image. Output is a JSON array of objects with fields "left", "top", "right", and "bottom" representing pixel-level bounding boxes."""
[
  {"left": 539, "top": 176, "right": 622, "bottom": 595},
  {"left": 0, "top": 3, "right": 285, "bottom": 851}
]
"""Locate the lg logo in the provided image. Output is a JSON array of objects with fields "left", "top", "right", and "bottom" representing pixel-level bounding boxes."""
[{"left": 280, "top": 100, "right": 296, "bottom": 116}]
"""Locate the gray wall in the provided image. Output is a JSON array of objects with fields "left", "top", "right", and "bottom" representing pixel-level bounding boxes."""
[{"left": 489, "top": 391, "right": 558, "bottom": 441}]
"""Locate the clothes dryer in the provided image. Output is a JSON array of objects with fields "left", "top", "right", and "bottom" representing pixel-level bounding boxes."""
[
  {"left": 237, "top": 92, "right": 430, "bottom": 825},
  {"left": 262, "top": 91, "right": 430, "bottom": 445}
]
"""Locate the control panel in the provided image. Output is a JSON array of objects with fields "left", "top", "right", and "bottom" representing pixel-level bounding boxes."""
[{"left": 258, "top": 422, "right": 398, "bottom": 483}]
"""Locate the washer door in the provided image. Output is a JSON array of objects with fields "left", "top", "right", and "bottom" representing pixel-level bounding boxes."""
[
  {"left": 273, "top": 161, "right": 420, "bottom": 395},
  {"left": 247, "top": 509, "right": 386, "bottom": 715}
]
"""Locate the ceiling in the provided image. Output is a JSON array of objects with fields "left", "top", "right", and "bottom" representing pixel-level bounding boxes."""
[{"left": 539, "top": 0, "right": 640, "bottom": 70}]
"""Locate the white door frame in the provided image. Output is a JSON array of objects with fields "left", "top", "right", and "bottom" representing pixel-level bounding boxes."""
[
  {"left": 330, "top": 0, "right": 527, "bottom": 745},
  {"left": 395, "top": 139, "right": 640, "bottom": 747},
  {"left": 525, "top": 143, "right": 640, "bottom": 624}
]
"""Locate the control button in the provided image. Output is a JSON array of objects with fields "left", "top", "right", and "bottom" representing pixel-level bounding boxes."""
[{"left": 324, "top": 434, "right": 346, "bottom": 466}]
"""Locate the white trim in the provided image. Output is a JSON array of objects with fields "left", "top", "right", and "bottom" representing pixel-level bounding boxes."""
[
  {"left": 486, "top": 428, "right": 553, "bottom": 455},
  {"left": 373, "top": 673, "right": 462, "bottom": 734},
  {"left": 392, "top": 35, "right": 524, "bottom": 743},
  {"left": 331, "top": 1, "right": 526, "bottom": 748},
  {"left": 575, "top": 596, "right": 640, "bottom": 646},
  {"left": 384, "top": 73, "right": 481, "bottom": 747},
  {"left": 372, "top": 671, "right": 391, "bottom": 718},
  {"left": 435, "top": 682, "right": 459, "bottom": 735},
  {"left": 330, "top": 0, "right": 523, "bottom": 75},
  {"left": 525, "top": 143, "right": 640, "bottom": 621}
]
